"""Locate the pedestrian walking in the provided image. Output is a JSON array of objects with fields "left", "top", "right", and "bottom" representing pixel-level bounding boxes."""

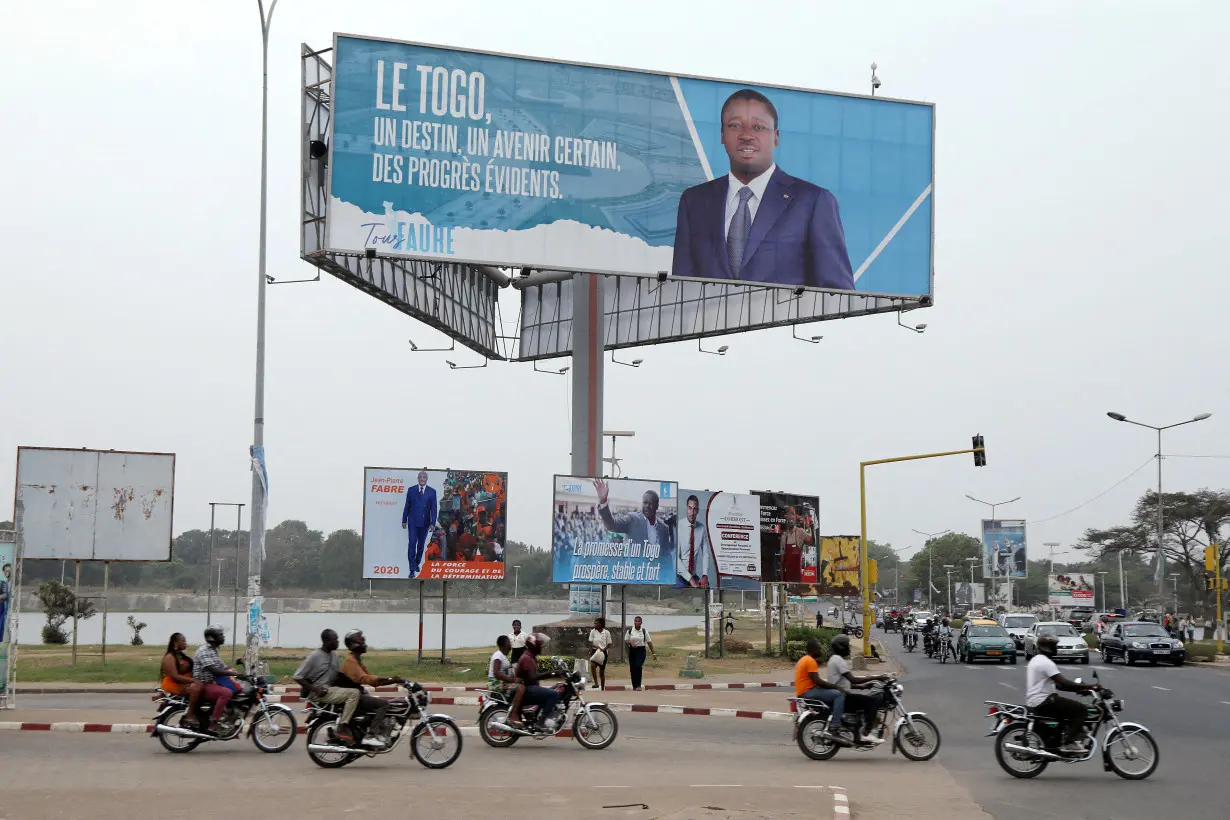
[
  {"left": 1186, "top": 619, "right": 1195, "bottom": 643},
  {"left": 625, "top": 616, "right": 657, "bottom": 691},
  {"left": 508, "top": 619, "right": 527, "bottom": 663},
  {"left": 588, "top": 617, "right": 613, "bottom": 691}
]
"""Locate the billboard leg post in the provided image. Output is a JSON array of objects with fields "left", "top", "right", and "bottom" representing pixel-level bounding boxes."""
[
  {"left": 569, "top": 272, "right": 604, "bottom": 478},
  {"left": 764, "top": 584, "right": 771, "bottom": 655},
  {"left": 704, "top": 593, "right": 711, "bottom": 659},
  {"left": 441, "top": 581, "right": 448, "bottom": 664},
  {"left": 72, "top": 561, "right": 80, "bottom": 666},
  {"left": 207, "top": 504, "right": 216, "bottom": 627},
  {"left": 718, "top": 589, "right": 725, "bottom": 659},
  {"left": 101, "top": 562, "right": 109, "bottom": 664},
  {"left": 417, "top": 580, "right": 424, "bottom": 665},
  {"left": 619, "top": 585, "right": 626, "bottom": 664},
  {"left": 232, "top": 506, "right": 242, "bottom": 664}
]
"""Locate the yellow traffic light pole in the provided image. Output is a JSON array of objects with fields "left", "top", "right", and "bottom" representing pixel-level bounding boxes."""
[
  {"left": 860, "top": 443, "right": 986, "bottom": 656},
  {"left": 1207, "top": 544, "right": 1225, "bottom": 655}
]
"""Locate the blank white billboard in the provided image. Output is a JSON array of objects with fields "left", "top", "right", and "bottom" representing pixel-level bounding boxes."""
[{"left": 15, "top": 447, "right": 175, "bottom": 561}]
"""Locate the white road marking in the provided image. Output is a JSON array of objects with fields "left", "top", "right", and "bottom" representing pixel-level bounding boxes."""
[
  {"left": 692, "top": 784, "right": 741, "bottom": 788},
  {"left": 835, "top": 807, "right": 851, "bottom": 816},
  {"left": 999, "top": 682, "right": 1018, "bottom": 690},
  {"left": 1152, "top": 686, "right": 1171, "bottom": 691},
  {"left": 1221, "top": 701, "right": 1230, "bottom": 706},
  {"left": 834, "top": 794, "right": 849, "bottom": 802},
  {"left": 793, "top": 785, "right": 827, "bottom": 789}
]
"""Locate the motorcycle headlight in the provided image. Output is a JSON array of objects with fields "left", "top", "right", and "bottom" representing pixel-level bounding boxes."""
[{"left": 891, "top": 684, "right": 904, "bottom": 696}]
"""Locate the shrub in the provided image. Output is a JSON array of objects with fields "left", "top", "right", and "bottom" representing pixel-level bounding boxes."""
[
  {"left": 37, "top": 580, "right": 95, "bottom": 645},
  {"left": 538, "top": 655, "right": 578, "bottom": 674},
  {"left": 785, "top": 626, "right": 840, "bottom": 643},
  {"left": 127, "top": 615, "right": 148, "bottom": 646},
  {"left": 42, "top": 623, "right": 69, "bottom": 644},
  {"left": 786, "top": 641, "right": 808, "bottom": 662},
  {"left": 724, "top": 638, "right": 753, "bottom": 654}
]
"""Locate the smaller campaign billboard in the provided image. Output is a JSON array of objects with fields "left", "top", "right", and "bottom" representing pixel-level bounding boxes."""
[
  {"left": 363, "top": 467, "right": 507, "bottom": 580},
  {"left": 982, "top": 519, "right": 1027, "bottom": 579},
  {"left": 676, "top": 490, "right": 760, "bottom": 590},
  {"left": 955, "top": 582, "right": 986, "bottom": 607},
  {"left": 753, "top": 491, "right": 819, "bottom": 584},
  {"left": 1048, "top": 574, "right": 1096, "bottom": 608},
  {"left": 553, "top": 476, "right": 677, "bottom": 584}
]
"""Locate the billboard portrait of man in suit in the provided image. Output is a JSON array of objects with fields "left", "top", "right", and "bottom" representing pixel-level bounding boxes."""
[
  {"left": 401, "top": 470, "right": 438, "bottom": 578},
  {"left": 671, "top": 88, "right": 855, "bottom": 291},
  {"left": 593, "top": 478, "right": 672, "bottom": 549}
]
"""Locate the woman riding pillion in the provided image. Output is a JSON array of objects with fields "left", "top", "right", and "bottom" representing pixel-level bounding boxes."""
[{"left": 160, "top": 633, "right": 204, "bottom": 727}]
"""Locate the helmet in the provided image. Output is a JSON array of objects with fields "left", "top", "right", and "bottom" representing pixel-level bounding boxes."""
[
  {"left": 343, "top": 629, "right": 366, "bottom": 651},
  {"left": 1037, "top": 634, "right": 1059, "bottom": 656},
  {"left": 830, "top": 634, "right": 851, "bottom": 657},
  {"left": 524, "top": 632, "right": 548, "bottom": 654},
  {"left": 204, "top": 625, "right": 225, "bottom": 647}
]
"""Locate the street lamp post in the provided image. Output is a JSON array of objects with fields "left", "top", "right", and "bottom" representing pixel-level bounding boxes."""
[
  {"left": 1096, "top": 571, "right": 1109, "bottom": 613},
  {"left": 966, "top": 495, "right": 1021, "bottom": 608},
  {"left": 1169, "top": 573, "right": 1180, "bottom": 617},
  {"left": 513, "top": 565, "right": 521, "bottom": 598},
  {"left": 944, "top": 565, "right": 955, "bottom": 614},
  {"left": 1106, "top": 411, "right": 1212, "bottom": 594},
  {"left": 911, "top": 529, "right": 951, "bottom": 609}
]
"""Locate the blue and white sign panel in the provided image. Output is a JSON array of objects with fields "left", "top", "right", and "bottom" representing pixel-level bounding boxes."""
[
  {"left": 328, "top": 34, "right": 935, "bottom": 297},
  {"left": 552, "top": 475, "right": 678, "bottom": 585}
]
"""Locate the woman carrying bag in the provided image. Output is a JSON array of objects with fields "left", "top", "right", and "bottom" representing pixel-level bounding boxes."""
[
  {"left": 587, "top": 617, "right": 613, "bottom": 691},
  {"left": 625, "top": 616, "right": 657, "bottom": 691}
]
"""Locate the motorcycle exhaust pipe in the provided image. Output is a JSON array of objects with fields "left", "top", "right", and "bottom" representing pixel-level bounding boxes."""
[
  {"left": 153, "top": 723, "right": 214, "bottom": 741},
  {"left": 1001, "top": 742, "right": 1063, "bottom": 761},
  {"left": 306, "top": 743, "right": 358, "bottom": 754},
  {"left": 487, "top": 721, "right": 530, "bottom": 736}
]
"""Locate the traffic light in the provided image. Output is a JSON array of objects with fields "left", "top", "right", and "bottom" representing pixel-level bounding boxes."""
[
  {"left": 1206, "top": 577, "right": 1229, "bottom": 591},
  {"left": 868, "top": 559, "right": 879, "bottom": 585},
  {"left": 1206, "top": 544, "right": 1218, "bottom": 573},
  {"left": 972, "top": 434, "right": 986, "bottom": 467}
]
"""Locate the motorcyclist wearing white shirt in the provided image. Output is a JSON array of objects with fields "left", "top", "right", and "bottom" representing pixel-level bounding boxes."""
[
  {"left": 1026, "top": 634, "right": 1099, "bottom": 753},
  {"left": 825, "top": 634, "right": 891, "bottom": 744}
]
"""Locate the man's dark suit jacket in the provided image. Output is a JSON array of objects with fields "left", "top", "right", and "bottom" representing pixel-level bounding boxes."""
[{"left": 671, "top": 168, "right": 855, "bottom": 290}]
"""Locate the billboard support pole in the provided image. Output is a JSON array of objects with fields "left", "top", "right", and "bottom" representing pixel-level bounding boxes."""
[
  {"left": 72, "top": 561, "right": 80, "bottom": 665},
  {"left": 417, "top": 580, "right": 424, "bottom": 665},
  {"left": 619, "top": 586, "right": 626, "bottom": 664},
  {"left": 440, "top": 580, "right": 448, "bottom": 664},
  {"left": 718, "top": 589, "right": 725, "bottom": 659},
  {"left": 570, "top": 272, "right": 605, "bottom": 473},
  {"left": 704, "top": 594, "right": 711, "bottom": 659},
  {"left": 860, "top": 444, "right": 985, "bottom": 657},
  {"left": 207, "top": 504, "right": 216, "bottom": 626},
  {"left": 100, "top": 562, "right": 109, "bottom": 664},
  {"left": 764, "top": 584, "right": 771, "bottom": 654}
]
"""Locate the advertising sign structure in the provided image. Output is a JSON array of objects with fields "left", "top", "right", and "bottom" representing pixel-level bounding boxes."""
[
  {"left": 675, "top": 489, "right": 760, "bottom": 590},
  {"left": 784, "top": 536, "right": 860, "bottom": 597},
  {"left": 982, "top": 519, "right": 1027, "bottom": 579},
  {"left": 15, "top": 447, "right": 175, "bottom": 562},
  {"left": 362, "top": 467, "right": 507, "bottom": 580},
  {"left": 1048, "top": 574, "right": 1096, "bottom": 608},
  {"left": 326, "top": 34, "right": 933, "bottom": 295},
  {"left": 752, "top": 492, "right": 819, "bottom": 584},
  {"left": 955, "top": 582, "right": 986, "bottom": 607},
  {"left": 568, "top": 584, "right": 602, "bottom": 615},
  {"left": 552, "top": 476, "right": 677, "bottom": 585}
]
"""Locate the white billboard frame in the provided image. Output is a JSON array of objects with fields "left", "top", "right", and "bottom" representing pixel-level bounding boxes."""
[{"left": 14, "top": 447, "right": 176, "bottom": 562}]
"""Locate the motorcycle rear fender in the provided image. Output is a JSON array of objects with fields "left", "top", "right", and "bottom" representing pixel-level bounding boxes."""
[{"left": 150, "top": 703, "right": 182, "bottom": 737}]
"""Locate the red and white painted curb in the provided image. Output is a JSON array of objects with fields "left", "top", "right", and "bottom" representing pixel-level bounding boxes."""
[
  {"left": 0, "top": 721, "right": 495, "bottom": 738},
  {"left": 269, "top": 680, "right": 790, "bottom": 695}
]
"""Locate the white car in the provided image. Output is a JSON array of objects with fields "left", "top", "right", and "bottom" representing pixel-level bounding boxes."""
[
  {"left": 1023, "top": 621, "right": 1089, "bottom": 664},
  {"left": 998, "top": 613, "right": 1038, "bottom": 652}
]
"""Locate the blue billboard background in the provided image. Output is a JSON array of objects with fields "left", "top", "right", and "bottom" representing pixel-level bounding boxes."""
[
  {"left": 328, "top": 34, "right": 933, "bottom": 296},
  {"left": 552, "top": 476, "right": 677, "bottom": 585},
  {"left": 982, "top": 520, "right": 1027, "bottom": 579}
]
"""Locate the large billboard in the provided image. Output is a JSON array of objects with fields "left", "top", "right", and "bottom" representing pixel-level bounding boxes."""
[
  {"left": 753, "top": 491, "right": 819, "bottom": 584},
  {"left": 1, "top": 531, "right": 14, "bottom": 700},
  {"left": 676, "top": 489, "right": 760, "bottom": 590},
  {"left": 328, "top": 34, "right": 934, "bottom": 298},
  {"left": 1048, "top": 574, "right": 1096, "bottom": 608},
  {"left": 15, "top": 447, "right": 175, "bottom": 561},
  {"left": 552, "top": 476, "right": 677, "bottom": 584},
  {"left": 982, "top": 519, "right": 1027, "bottom": 579},
  {"left": 363, "top": 467, "right": 507, "bottom": 580}
]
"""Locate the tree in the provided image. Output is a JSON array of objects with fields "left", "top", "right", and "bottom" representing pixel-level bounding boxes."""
[
  {"left": 38, "top": 580, "right": 95, "bottom": 644},
  {"left": 1079, "top": 489, "right": 1230, "bottom": 615}
]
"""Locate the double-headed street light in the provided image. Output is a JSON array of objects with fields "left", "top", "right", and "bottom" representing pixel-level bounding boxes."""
[{"left": 1106, "top": 411, "right": 1212, "bottom": 593}]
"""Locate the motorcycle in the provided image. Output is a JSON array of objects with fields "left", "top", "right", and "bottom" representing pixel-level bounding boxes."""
[
  {"left": 935, "top": 632, "right": 955, "bottom": 664},
  {"left": 922, "top": 630, "right": 938, "bottom": 658},
  {"left": 478, "top": 657, "right": 618, "bottom": 750},
  {"left": 840, "top": 621, "right": 865, "bottom": 640},
  {"left": 985, "top": 670, "right": 1158, "bottom": 780},
  {"left": 902, "top": 624, "right": 918, "bottom": 652},
  {"left": 883, "top": 614, "right": 901, "bottom": 634},
  {"left": 304, "top": 679, "right": 463, "bottom": 769},
  {"left": 152, "top": 670, "right": 297, "bottom": 754},
  {"left": 793, "top": 676, "right": 941, "bottom": 761}
]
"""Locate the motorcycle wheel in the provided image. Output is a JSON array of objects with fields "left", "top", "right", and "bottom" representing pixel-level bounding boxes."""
[
  {"left": 994, "top": 725, "right": 1048, "bottom": 778},
  {"left": 305, "top": 720, "right": 361, "bottom": 769},
  {"left": 250, "top": 707, "right": 297, "bottom": 753},
  {"left": 1104, "top": 725, "right": 1160, "bottom": 780},
  {"left": 796, "top": 714, "right": 840, "bottom": 760},
  {"left": 411, "top": 717, "right": 463, "bottom": 769},
  {"left": 855, "top": 628, "right": 864, "bottom": 639},
  {"left": 156, "top": 706, "right": 201, "bottom": 754},
  {"left": 479, "top": 707, "right": 520, "bottom": 748},
  {"left": 895, "top": 715, "right": 941, "bottom": 761},
  {"left": 573, "top": 706, "right": 619, "bottom": 750}
]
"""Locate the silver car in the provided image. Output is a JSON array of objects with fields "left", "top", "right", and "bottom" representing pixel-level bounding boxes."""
[{"left": 1023, "top": 621, "right": 1089, "bottom": 664}]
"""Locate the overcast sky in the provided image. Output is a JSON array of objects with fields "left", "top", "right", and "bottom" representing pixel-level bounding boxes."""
[{"left": 3, "top": 1, "right": 1227, "bottom": 571}]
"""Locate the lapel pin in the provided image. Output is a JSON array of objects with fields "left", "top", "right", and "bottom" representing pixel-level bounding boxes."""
[{"left": 783, "top": 193, "right": 790, "bottom": 199}]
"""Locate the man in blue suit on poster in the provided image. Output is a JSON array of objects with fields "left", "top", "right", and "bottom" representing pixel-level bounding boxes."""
[
  {"left": 671, "top": 89, "right": 856, "bottom": 291},
  {"left": 401, "top": 470, "right": 437, "bottom": 578}
]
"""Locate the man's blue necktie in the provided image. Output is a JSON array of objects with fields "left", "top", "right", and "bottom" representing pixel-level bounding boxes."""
[{"left": 727, "top": 186, "right": 754, "bottom": 277}]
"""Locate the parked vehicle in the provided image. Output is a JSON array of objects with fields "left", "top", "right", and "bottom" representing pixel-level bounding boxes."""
[
  {"left": 794, "top": 676, "right": 940, "bottom": 762},
  {"left": 304, "top": 680, "right": 463, "bottom": 769},
  {"left": 997, "top": 613, "right": 1038, "bottom": 652},
  {"left": 152, "top": 670, "right": 296, "bottom": 754},
  {"left": 985, "top": 670, "right": 1158, "bottom": 780},
  {"left": 1098, "top": 621, "right": 1186, "bottom": 666},
  {"left": 1023, "top": 622, "right": 1089, "bottom": 664},
  {"left": 957, "top": 621, "right": 1017, "bottom": 664},
  {"left": 478, "top": 657, "right": 618, "bottom": 751}
]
